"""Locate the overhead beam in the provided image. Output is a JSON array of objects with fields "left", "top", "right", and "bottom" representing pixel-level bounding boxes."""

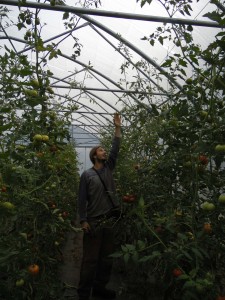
[
  {"left": 51, "top": 85, "right": 169, "bottom": 95},
  {"left": 76, "top": 15, "right": 182, "bottom": 90},
  {"left": 89, "top": 24, "right": 168, "bottom": 95},
  {"left": 1, "top": 0, "right": 222, "bottom": 28}
]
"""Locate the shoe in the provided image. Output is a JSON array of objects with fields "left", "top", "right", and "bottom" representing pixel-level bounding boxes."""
[{"left": 92, "top": 288, "right": 116, "bottom": 299}]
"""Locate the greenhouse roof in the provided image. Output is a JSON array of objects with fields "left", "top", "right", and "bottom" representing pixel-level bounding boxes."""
[{"left": 0, "top": 0, "right": 222, "bottom": 148}]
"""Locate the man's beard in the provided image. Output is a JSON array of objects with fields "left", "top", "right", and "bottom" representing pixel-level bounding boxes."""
[{"left": 96, "top": 157, "right": 106, "bottom": 163}]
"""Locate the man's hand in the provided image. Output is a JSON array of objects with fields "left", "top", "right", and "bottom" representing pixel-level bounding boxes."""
[
  {"left": 81, "top": 221, "right": 91, "bottom": 232},
  {"left": 114, "top": 112, "right": 121, "bottom": 128}
]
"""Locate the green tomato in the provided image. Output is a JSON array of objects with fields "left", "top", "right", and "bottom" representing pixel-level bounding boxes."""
[
  {"left": 25, "top": 89, "right": 38, "bottom": 97},
  {"left": 16, "top": 279, "right": 25, "bottom": 287},
  {"left": 185, "top": 78, "right": 193, "bottom": 85},
  {"left": 219, "top": 195, "right": 225, "bottom": 203},
  {"left": 35, "top": 18, "right": 40, "bottom": 25},
  {"left": 33, "top": 134, "right": 43, "bottom": 141},
  {"left": 201, "top": 201, "right": 215, "bottom": 211},
  {"left": 30, "top": 79, "right": 40, "bottom": 88},
  {"left": 26, "top": 18, "right": 32, "bottom": 25},
  {"left": 41, "top": 135, "right": 49, "bottom": 142},
  {"left": 16, "top": 145, "right": 26, "bottom": 151},
  {"left": 1, "top": 201, "right": 15, "bottom": 210},
  {"left": 26, "top": 30, "right": 31, "bottom": 37},
  {"left": 46, "top": 86, "right": 54, "bottom": 94},
  {"left": 215, "top": 144, "right": 225, "bottom": 152},
  {"left": 199, "top": 110, "right": 208, "bottom": 118}
]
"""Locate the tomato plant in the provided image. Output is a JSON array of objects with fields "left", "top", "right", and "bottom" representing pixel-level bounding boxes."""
[
  {"left": 100, "top": 1, "right": 225, "bottom": 299},
  {"left": 0, "top": 6, "right": 80, "bottom": 299}
]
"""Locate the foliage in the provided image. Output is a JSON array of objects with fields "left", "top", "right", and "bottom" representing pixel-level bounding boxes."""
[
  {"left": 100, "top": 1, "right": 225, "bottom": 300},
  {"left": 0, "top": 4, "right": 81, "bottom": 299}
]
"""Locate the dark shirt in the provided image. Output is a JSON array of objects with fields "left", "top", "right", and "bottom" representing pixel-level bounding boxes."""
[{"left": 78, "top": 136, "right": 120, "bottom": 222}]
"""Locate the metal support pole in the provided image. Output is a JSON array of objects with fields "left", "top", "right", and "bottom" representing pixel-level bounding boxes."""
[
  {"left": 0, "top": 0, "right": 222, "bottom": 28},
  {"left": 51, "top": 85, "right": 169, "bottom": 95}
]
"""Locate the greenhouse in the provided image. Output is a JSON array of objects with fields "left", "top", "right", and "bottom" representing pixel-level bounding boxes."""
[{"left": 0, "top": 0, "right": 225, "bottom": 299}]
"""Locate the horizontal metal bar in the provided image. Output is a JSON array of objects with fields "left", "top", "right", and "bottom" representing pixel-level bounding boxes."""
[
  {"left": 1, "top": 0, "right": 222, "bottom": 28},
  {"left": 72, "top": 124, "right": 111, "bottom": 127},
  {"left": 73, "top": 135, "right": 100, "bottom": 142},
  {"left": 75, "top": 145, "right": 99, "bottom": 148},
  {"left": 76, "top": 145, "right": 99, "bottom": 148},
  {"left": 51, "top": 85, "right": 169, "bottom": 95},
  {"left": 72, "top": 133, "right": 100, "bottom": 135}
]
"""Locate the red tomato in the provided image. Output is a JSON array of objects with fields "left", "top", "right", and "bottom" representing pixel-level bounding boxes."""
[
  {"left": 122, "top": 195, "right": 130, "bottom": 202},
  {"left": 128, "top": 195, "right": 136, "bottom": 202},
  {"left": 203, "top": 223, "right": 212, "bottom": 234},
  {"left": 122, "top": 194, "right": 136, "bottom": 203},
  {"left": 199, "top": 155, "right": 208, "bottom": 165},
  {"left": 62, "top": 211, "right": 69, "bottom": 218},
  {"left": 173, "top": 268, "right": 183, "bottom": 277},
  {"left": 1, "top": 186, "right": 7, "bottom": 192},
  {"left": 28, "top": 264, "right": 39, "bottom": 276}
]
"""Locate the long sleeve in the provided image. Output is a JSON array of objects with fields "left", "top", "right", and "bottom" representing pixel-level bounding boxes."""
[
  {"left": 106, "top": 136, "right": 120, "bottom": 170},
  {"left": 78, "top": 172, "right": 88, "bottom": 223}
]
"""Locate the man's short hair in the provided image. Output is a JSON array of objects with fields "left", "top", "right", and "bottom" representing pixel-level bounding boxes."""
[{"left": 89, "top": 145, "right": 101, "bottom": 164}]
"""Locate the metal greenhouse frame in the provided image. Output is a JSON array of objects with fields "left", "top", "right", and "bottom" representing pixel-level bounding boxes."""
[{"left": 0, "top": 0, "right": 222, "bottom": 168}]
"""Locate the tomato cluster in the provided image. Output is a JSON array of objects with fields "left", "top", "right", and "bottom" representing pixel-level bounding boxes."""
[{"left": 122, "top": 194, "right": 136, "bottom": 203}]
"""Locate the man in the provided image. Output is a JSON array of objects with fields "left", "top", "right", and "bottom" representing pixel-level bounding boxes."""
[{"left": 77, "top": 112, "right": 121, "bottom": 300}]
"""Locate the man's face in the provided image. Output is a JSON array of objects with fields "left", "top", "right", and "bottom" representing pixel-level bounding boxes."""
[{"left": 95, "top": 147, "right": 107, "bottom": 162}]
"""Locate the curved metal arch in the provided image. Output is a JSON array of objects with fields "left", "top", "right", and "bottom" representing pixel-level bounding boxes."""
[
  {"left": 75, "top": 14, "right": 182, "bottom": 90},
  {"left": 0, "top": 35, "right": 125, "bottom": 122},
  {"left": 89, "top": 24, "right": 169, "bottom": 95},
  {"left": 49, "top": 70, "right": 134, "bottom": 112},
  {"left": 0, "top": 0, "right": 183, "bottom": 89},
  {"left": 0, "top": 34, "right": 150, "bottom": 112},
  {"left": 81, "top": 68, "right": 133, "bottom": 109},
  {"left": 49, "top": 75, "right": 116, "bottom": 124},
  {"left": 0, "top": 4, "right": 175, "bottom": 118},
  {"left": 52, "top": 91, "right": 114, "bottom": 133},
  {"left": 1, "top": 17, "right": 173, "bottom": 108},
  {"left": 60, "top": 54, "right": 153, "bottom": 112},
  {"left": 0, "top": 5, "right": 174, "bottom": 106},
  {"left": 0, "top": 34, "right": 153, "bottom": 124}
]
